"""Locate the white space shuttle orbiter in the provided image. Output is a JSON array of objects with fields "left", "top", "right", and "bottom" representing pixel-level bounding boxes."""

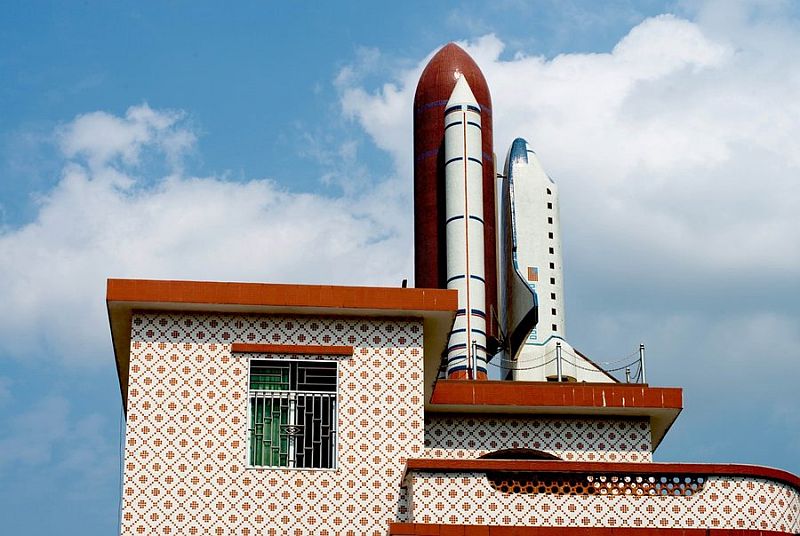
[{"left": 499, "top": 138, "right": 612, "bottom": 382}]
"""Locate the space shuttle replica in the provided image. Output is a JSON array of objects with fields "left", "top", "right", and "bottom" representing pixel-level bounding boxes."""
[{"left": 414, "top": 43, "right": 611, "bottom": 382}]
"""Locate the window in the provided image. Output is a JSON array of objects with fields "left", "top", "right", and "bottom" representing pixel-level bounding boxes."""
[
  {"left": 547, "top": 217, "right": 553, "bottom": 224},
  {"left": 547, "top": 202, "right": 552, "bottom": 209},
  {"left": 549, "top": 262, "right": 555, "bottom": 269},
  {"left": 552, "top": 324, "right": 558, "bottom": 331},
  {"left": 546, "top": 188, "right": 552, "bottom": 195},
  {"left": 549, "top": 247, "right": 554, "bottom": 254},
  {"left": 550, "top": 293, "right": 556, "bottom": 300},
  {"left": 248, "top": 359, "right": 337, "bottom": 469},
  {"left": 548, "top": 232, "right": 554, "bottom": 239},
  {"left": 550, "top": 277, "right": 556, "bottom": 284},
  {"left": 551, "top": 308, "right": 557, "bottom": 315}
]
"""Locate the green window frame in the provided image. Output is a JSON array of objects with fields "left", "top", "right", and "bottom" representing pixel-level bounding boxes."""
[{"left": 248, "top": 358, "right": 337, "bottom": 469}]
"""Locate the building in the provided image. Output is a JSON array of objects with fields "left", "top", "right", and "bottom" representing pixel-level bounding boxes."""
[{"left": 109, "top": 43, "right": 800, "bottom": 535}]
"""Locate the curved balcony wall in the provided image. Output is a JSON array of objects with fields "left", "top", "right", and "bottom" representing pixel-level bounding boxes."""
[{"left": 401, "top": 460, "right": 800, "bottom": 533}]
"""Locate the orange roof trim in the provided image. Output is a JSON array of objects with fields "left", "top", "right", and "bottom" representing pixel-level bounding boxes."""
[
  {"left": 430, "top": 380, "right": 683, "bottom": 410},
  {"left": 106, "top": 278, "right": 457, "bottom": 312}
]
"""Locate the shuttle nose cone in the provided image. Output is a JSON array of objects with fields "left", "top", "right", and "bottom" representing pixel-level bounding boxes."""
[{"left": 508, "top": 138, "right": 530, "bottom": 165}]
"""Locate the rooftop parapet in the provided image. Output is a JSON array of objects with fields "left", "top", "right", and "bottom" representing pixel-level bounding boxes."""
[{"left": 396, "top": 458, "right": 800, "bottom": 534}]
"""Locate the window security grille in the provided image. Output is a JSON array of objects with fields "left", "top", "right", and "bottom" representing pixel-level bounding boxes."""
[{"left": 248, "top": 360, "right": 337, "bottom": 469}]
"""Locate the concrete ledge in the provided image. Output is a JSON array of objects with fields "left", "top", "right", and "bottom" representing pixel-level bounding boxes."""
[{"left": 427, "top": 380, "right": 683, "bottom": 449}]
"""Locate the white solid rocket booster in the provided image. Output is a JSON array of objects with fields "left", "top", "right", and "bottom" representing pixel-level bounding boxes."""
[{"left": 444, "top": 75, "right": 487, "bottom": 379}]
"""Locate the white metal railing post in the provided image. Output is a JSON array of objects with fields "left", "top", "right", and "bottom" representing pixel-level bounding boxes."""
[
  {"left": 556, "top": 342, "right": 563, "bottom": 382},
  {"left": 625, "top": 367, "right": 631, "bottom": 383},
  {"left": 287, "top": 392, "right": 296, "bottom": 468},
  {"left": 639, "top": 343, "right": 647, "bottom": 384}
]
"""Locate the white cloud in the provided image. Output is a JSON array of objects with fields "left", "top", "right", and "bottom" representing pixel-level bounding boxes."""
[
  {"left": 336, "top": 6, "right": 800, "bottom": 466},
  {"left": 338, "top": 11, "right": 800, "bottom": 290},
  {"left": 57, "top": 104, "right": 194, "bottom": 172},
  {"left": 0, "top": 106, "right": 411, "bottom": 364}
]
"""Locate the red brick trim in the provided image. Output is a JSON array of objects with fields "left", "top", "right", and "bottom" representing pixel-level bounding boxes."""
[
  {"left": 231, "top": 343, "right": 353, "bottom": 356},
  {"left": 430, "top": 380, "right": 682, "bottom": 410},
  {"left": 402, "top": 458, "right": 800, "bottom": 492},
  {"left": 107, "top": 278, "right": 457, "bottom": 312},
  {"left": 389, "top": 524, "right": 793, "bottom": 535}
]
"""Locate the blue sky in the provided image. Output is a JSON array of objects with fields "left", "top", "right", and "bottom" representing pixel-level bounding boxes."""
[{"left": 1, "top": 1, "right": 799, "bottom": 534}]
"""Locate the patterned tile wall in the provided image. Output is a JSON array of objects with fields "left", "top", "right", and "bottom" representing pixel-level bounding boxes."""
[
  {"left": 406, "top": 471, "right": 800, "bottom": 532},
  {"left": 121, "top": 312, "right": 424, "bottom": 536},
  {"left": 424, "top": 415, "right": 652, "bottom": 462}
]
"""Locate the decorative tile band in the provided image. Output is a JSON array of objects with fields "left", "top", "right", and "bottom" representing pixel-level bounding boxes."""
[
  {"left": 424, "top": 415, "right": 653, "bottom": 462},
  {"left": 406, "top": 471, "right": 800, "bottom": 532}
]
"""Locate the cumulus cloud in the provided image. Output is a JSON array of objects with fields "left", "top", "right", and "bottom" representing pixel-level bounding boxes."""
[
  {"left": 57, "top": 104, "right": 194, "bottom": 172},
  {"left": 336, "top": 6, "right": 800, "bottom": 465},
  {"left": 340, "top": 14, "right": 800, "bottom": 288},
  {"left": 0, "top": 105, "right": 411, "bottom": 364}
]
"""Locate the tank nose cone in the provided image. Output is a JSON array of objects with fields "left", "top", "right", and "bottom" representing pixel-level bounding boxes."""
[{"left": 414, "top": 42, "right": 492, "bottom": 110}]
